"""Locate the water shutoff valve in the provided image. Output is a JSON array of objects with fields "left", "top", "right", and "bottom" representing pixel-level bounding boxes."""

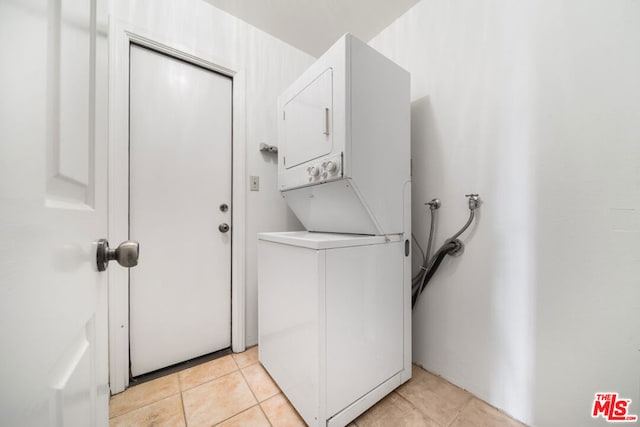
[
  {"left": 425, "top": 199, "right": 441, "bottom": 210},
  {"left": 465, "top": 194, "right": 480, "bottom": 210}
]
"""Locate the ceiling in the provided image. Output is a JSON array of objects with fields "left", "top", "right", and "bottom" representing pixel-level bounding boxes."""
[{"left": 204, "top": 0, "right": 420, "bottom": 57}]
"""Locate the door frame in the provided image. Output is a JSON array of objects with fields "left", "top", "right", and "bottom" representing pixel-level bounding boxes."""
[{"left": 108, "top": 18, "right": 247, "bottom": 394}]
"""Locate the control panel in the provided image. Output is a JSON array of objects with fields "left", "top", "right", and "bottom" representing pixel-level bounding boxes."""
[
  {"left": 280, "top": 154, "right": 343, "bottom": 190},
  {"left": 307, "top": 157, "right": 341, "bottom": 183}
]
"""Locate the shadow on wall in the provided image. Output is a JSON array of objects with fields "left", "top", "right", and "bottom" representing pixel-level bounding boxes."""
[
  {"left": 410, "top": 96, "right": 442, "bottom": 222},
  {"left": 256, "top": 144, "right": 301, "bottom": 227},
  {"left": 410, "top": 96, "right": 479, "bottom": 272},
  {"left": 260, "top": 148, "right": 278, "bottom": 165},
  {"left": 409, "top": 94, "right": 537, "bottom": 424},
  {"left": 410, "top": 96, "right": 442, "bottom": 274},
  {"left": 410, "top": 94, "right": 487, "bottom": 346}
]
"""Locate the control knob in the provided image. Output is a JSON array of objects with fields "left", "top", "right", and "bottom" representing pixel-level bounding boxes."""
[
  {"left": 307, "top": 166, "right": 320, "bottom": 177},
  {"left": 324, "top": 161, "right": 338, "bottom": 173}
]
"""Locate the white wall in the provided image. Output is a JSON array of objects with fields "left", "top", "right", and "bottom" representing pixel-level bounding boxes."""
[
  {"left": 370, "top": 1, "right": 640, "bottom": 425},
  {"left": 109, "top": 0, "right": 311, "bottom": 347},
  {"left": 242, "top": 25, "right": 311, "bottom": 345}
]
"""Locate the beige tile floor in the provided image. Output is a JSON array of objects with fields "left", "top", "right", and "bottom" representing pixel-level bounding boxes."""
[{"left": 109, "top": 346, "right": 525, "bottom": 427}]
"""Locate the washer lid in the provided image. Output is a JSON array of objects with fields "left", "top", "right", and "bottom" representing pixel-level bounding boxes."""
[{"left": 258, "top": 231, "right": 400, "bottom": 250}]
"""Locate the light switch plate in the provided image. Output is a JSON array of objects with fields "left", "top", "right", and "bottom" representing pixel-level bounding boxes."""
[{"left": 250, "top": 176, "right": 259, "bottom": 191}]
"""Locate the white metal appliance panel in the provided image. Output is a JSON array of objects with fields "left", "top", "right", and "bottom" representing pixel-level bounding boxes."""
[
  {"left": 349, "top": 37, "right": 410, "bottom": 235},
  {"left": 258, "top": 240, "right": 324, "bottom": 426},
  {"left": 258, "top": 234, "right": 410, "bottom": 427},
  {"left": 325, "top": 242, "right": 404, "bottom": 417},
  {"left": 282, "top": 179, "right": 382, "bottom": 235},
  {"left": 401, "top": 182, "right": 413, "bottom": 384},
  {"left": 278, "top": 36, "right": 348, "bottom": 192},
  {"left": 258, "top": 231, "right": 394, "bottom": 250},
  {"left": 283, "top": 68, "right": 333, "bottom": 169},
  {"left": 277, "top": 33, "right": 410, "bottom": 236}
]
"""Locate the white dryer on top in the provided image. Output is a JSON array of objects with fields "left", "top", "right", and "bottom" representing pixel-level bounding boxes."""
[{"left": 277, "top": 33, "right": 410, "bottom": 236}]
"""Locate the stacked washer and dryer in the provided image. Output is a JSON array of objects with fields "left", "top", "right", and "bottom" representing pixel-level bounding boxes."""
[{"left": 258, "top": 34, "right": 411, "bottom": 427}]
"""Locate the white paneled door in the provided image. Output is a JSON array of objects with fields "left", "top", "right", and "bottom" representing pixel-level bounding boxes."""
[
  {"left": 0, "top": 0, "right": 110, "bottom": 426},
  {"left": 129, "top": 44, "right": 233, "bottom": 376}
]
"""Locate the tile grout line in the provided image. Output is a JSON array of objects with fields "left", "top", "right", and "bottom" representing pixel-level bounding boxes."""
[
  {"left": 205, "top": 361, "right": 263, "bottom": 426},
  {"left": 232, "top": 356, "right": 260, "bottom": 370},
  {"left": 411, "top": 364, "right": 488, "bottom": 425},
  {"left": 444, "top": 394, "right": 474, "bottom": 427},
  {"left": 392, "top": 390, "right": 444, "bottom": 427},
  {"left": 238, "top": 364, "right": 260, "bottom": 402},
  {"left": 258, "top": 402, "right": 274, "bottom": 427},
  {"left": 111, "top": 351, "right": 257, "bottom": 425},
  {"left": 237, "top": 360, "right": 274, "bottom": 427},
  {"left": 180, "top": 366, "right": 241, "bottom": 392},
  {"left": 176, "top": 372, "right": 189, "bottom": 426},
  {"left": 180, "top": 355, "right": 240, "bottom": 392},
  {"left": 249, "top": 363, "right": 281, "bottom": 401},
  {"left": 114, "top": 354, "right": 523, "bottom": 427},
  {"left": 113, "top": 350, "right": 274, "bottom": 426},
  {"left": 211, "top": 404, "right": 266, "bottom": 427},
  {"left": 179, "top": 356, "right": 243, "bottom": 425},
  {"left": 228, "top": 354, "right": 240, "bottom": 371},
  {"left": 179, "top": 390, "right": 188, "bottom": 427},
  {"left": 110, "top": 389, "right": 182, "bottom": 420},
  {"left": 404, "top": 365, "right": 482, "bottom": 427}
]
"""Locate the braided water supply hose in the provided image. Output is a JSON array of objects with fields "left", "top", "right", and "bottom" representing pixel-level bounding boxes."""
[{"left": 411, "top": 195, "right": 480, "bottom": 308}]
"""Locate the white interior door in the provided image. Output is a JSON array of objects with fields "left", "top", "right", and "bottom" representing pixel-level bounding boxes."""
[
  {"left": 0, "top": 0, "right": 110, "bottom": 426},
  {"left": 129, "top": 44, "right": 233, "bottom": 376}
]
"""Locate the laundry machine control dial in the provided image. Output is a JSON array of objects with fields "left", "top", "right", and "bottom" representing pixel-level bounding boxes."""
[{"left": 323, "top": 161, "right": 337, "bottom": 173}]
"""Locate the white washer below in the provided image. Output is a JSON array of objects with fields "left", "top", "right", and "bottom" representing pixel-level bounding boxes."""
[{"left": 258, "top": 231, "right": 411, "bottom": 427}]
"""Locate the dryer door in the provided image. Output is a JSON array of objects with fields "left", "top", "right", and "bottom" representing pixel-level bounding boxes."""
[{"left": 283, "top": 68, "right": 333, "bottom": 169}]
